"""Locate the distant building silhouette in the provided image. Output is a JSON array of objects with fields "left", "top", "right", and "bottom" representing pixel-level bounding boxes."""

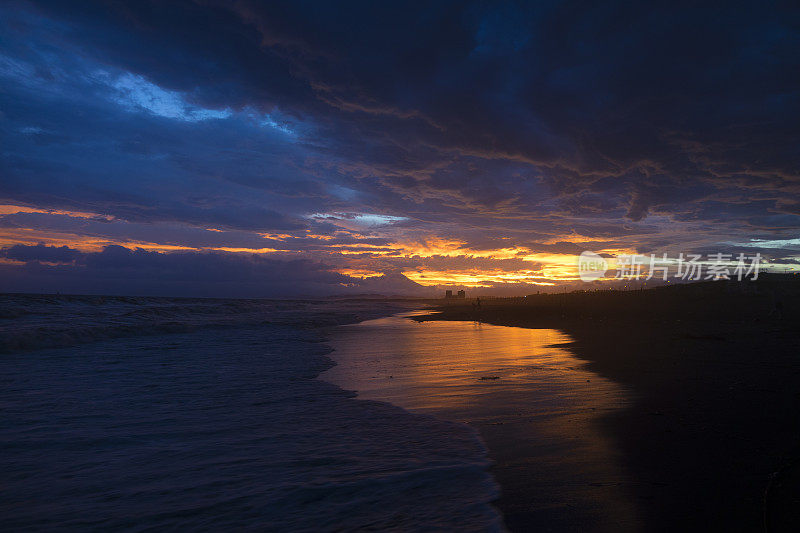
[{"left": 444, "top": 289, "right": 466, "bottom": 299}]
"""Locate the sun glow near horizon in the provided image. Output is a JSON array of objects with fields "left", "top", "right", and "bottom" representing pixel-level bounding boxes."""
[{"left": 3, "top": 203, "right": 790, "bottom": 293}]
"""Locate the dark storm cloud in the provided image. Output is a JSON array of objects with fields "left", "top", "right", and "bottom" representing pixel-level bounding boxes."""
[
  {"left": 0, "top": 67, "right": 314, "bottom": 231},
  {"left": 6, "top": 1, "right": 795, "bottom": 226},
  {"left": 1, "top": 1, "right": 799, "bottom": 294},
  {"left": 1, "top": 243, "right": 82, "bottom": 263},
  {"left": 0, "top": 244, "right": 369, "bottom": 297}
]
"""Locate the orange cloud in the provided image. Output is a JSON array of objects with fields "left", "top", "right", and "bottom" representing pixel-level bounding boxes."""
[
  {"left": 0, "top": 228, "right": 197, "bottom": 253},
  {"left": 0, "top": 210, "right": 626, "bottom": 289},
  {"left": 404, "top": 268, "right": 557, "bottom": 287},
  {"left": 0, "top": 204, "right": 113, "bottom": 220}
]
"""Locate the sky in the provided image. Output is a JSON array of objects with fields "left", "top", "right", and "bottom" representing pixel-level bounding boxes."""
[{"left": 1, "top": 1, "right": 799, "bottom": 297}]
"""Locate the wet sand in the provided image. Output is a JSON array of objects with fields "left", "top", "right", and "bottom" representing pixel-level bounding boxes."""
[
  {"left": 415, "top": 279, "right": 800, "bottom": 531},
  {"left": 323, "top": 312, "right": 642, "bottom": 531}
]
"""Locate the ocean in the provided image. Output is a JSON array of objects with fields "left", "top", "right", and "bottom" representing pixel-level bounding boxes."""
[{"left": 0, "top": 295, "right": 503, "bottom": 531}]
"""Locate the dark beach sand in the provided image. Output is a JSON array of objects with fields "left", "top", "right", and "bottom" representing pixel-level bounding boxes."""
[{"left": 415, "top": 277, "right": 800, "bottom": 531}]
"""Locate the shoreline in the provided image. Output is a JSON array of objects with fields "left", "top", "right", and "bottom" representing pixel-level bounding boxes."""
[
  {"left": 414, "top": 280, "right": 800, "bottom": 531},
  {"left": 324, "top": 310, "right": 640, "bottom": 531}
]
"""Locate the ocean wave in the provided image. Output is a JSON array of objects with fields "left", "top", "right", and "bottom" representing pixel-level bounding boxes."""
[
  {"left": 0, "top": 322, "right": 503, "bottom": 531},
  {"left": 0, "top": 293, "right": 402, "bottom": 353}
]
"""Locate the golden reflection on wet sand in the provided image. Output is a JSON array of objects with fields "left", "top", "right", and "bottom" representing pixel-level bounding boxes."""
[{"left": 323, "top": 311, "right": 641, "bottom": 531}]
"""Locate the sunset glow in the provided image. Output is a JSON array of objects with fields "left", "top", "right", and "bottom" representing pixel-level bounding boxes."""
[
  {"left": 3, "top": 4, "right": 800, "bottom": 532},
  {"left": 2, "top": 2, "right": 798, "bottom": 298}
]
